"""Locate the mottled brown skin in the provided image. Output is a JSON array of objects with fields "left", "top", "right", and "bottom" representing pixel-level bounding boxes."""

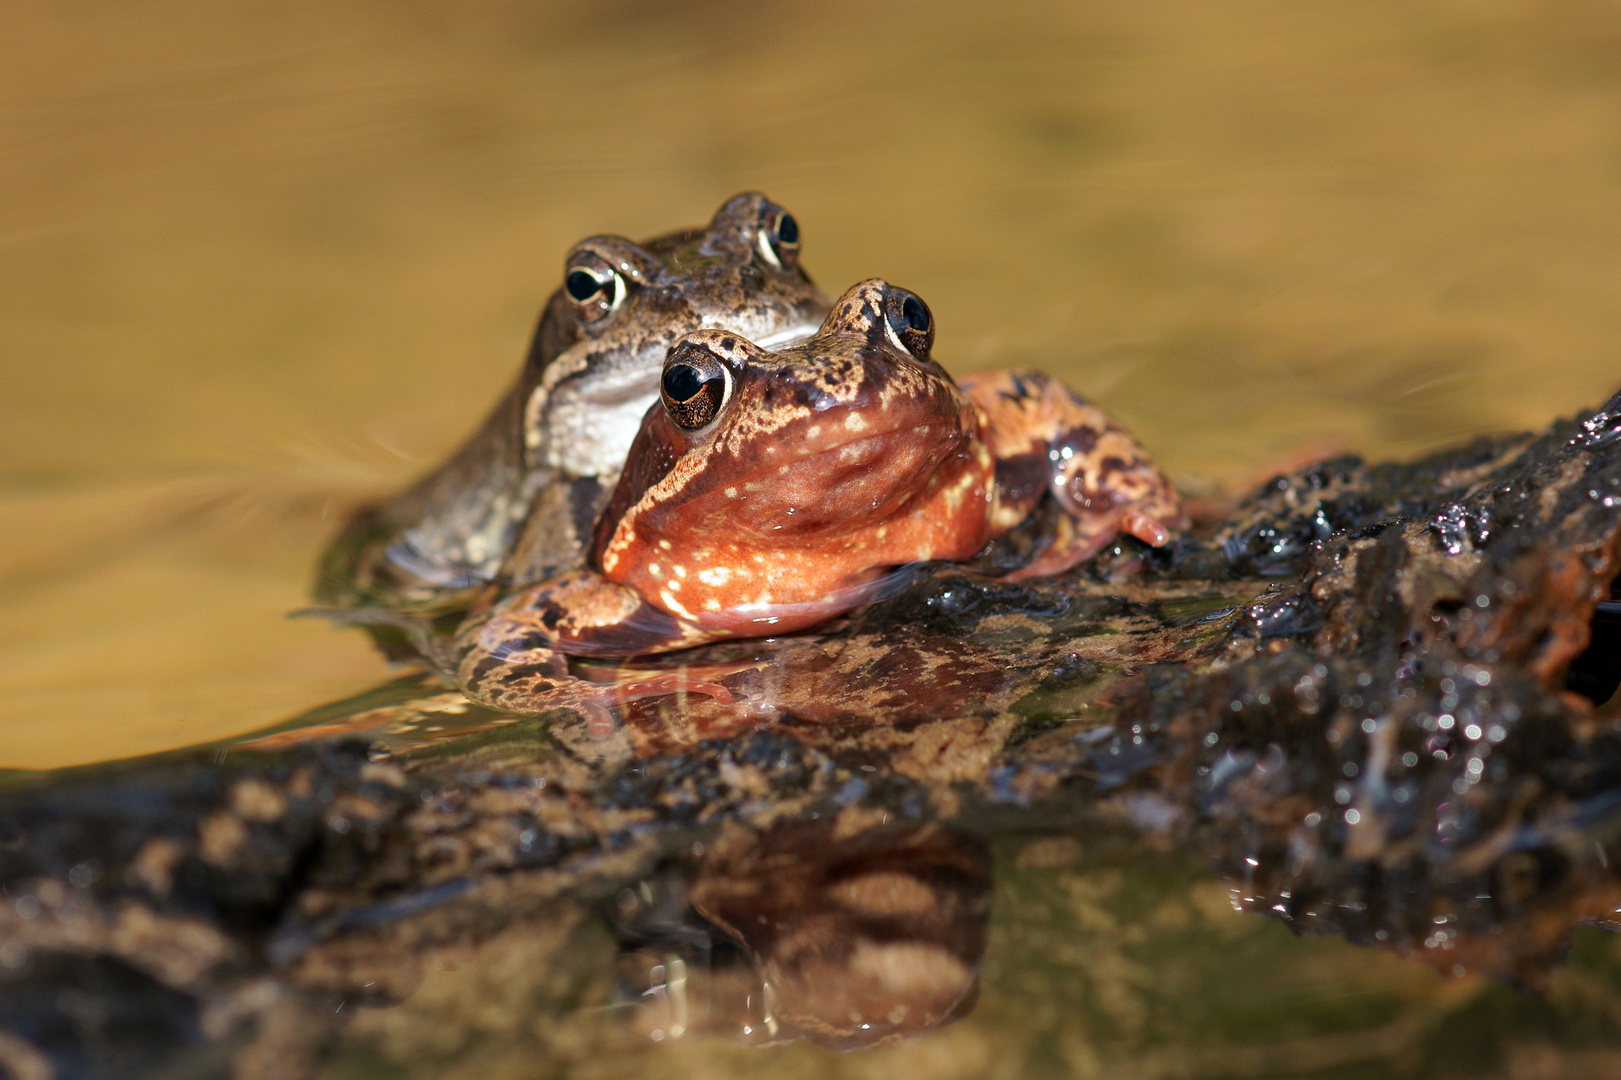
[
  {"left": 455, "top": 279, "right": 1185, "bottom": 716},
  {"left": 314, "top": 193, "right": 829, "bottom": 616}
]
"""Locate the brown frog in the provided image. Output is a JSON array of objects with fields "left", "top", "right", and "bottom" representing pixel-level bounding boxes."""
[
  {"left": 314, "top": 193, "right": 829, "bottom": 619},
  {"left": 455, "top": 279, "right": 1186, "bottom": 715}
]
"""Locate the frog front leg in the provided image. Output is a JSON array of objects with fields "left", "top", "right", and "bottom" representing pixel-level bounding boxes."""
[
  {"left": 454, "top": 570, "right": 731, "bottom": 716},
  {"left": 960, "top": 369, "right": 1187, "bottom": 579}
]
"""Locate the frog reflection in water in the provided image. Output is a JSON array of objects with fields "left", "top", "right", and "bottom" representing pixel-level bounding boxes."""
[
  {"left": 455, "top": 279, "right": 1186, "bottom": 715},
  {"left": 609, "top": 821, "right": 991, "bottom": 1050},
  {"left": 316, "top": 192, "right": 828, "bottom": 618}
]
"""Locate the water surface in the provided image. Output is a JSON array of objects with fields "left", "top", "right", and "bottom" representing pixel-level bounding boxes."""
[{"left": 6, "top": 3, "right": 1621, "bottom": 1076}]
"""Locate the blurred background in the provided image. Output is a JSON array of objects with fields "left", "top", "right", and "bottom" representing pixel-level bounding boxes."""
[{"left": 3, "top": 0, "right": 1620, "bottom": 767}]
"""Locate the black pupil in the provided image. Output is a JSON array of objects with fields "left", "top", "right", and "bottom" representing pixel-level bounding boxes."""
[
  {"left": 775, "top": 213, "right": 799, "bottom": 246},
  {"left": 663, "top": 363, "right": 707, "bottom": 402},
  {"left": 566, "top": 269, "right": 604, "bottom": 302},
  {"left": 902, "top": 295, "right": 928, "bottom": 332}
]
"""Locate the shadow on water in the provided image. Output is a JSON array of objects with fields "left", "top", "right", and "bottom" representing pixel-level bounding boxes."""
[{"left": 7, "top": 387, "right": 1621, "bottom": 1076}]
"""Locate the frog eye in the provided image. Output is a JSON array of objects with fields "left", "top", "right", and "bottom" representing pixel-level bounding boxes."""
[
  {"left": 882, "top": 287, "right": 935, "bottom": 358},
  {"left": 755, "top": 206, "right": 801, "bottom": 270},
  {"left": 561, "top": 258, "right": 626, "bottom": 324},
  {"left": 661, "top": 346, "right": 732, "bottom": 431}
]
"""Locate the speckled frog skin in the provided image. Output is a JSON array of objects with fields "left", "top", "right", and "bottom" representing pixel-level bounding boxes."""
[
  {"left": 314, "top": 193, "right": 829, "bottom": 617},
  {"left": 455, "top": 279, "right": 1187, "bottom": 715}
]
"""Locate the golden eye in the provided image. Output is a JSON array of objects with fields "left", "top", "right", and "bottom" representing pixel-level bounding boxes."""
[
  {"left": 661, "top": 346, "right": 731, "bottom": 430},
  {"left": 883, "top": 287, "right": 934, "bottom": 358},
  {"left": 561, "top": 257, "right": 626, "bottom": 324},
  {"left": 756, "top": 204, "right": 801, "bottom": 270}
]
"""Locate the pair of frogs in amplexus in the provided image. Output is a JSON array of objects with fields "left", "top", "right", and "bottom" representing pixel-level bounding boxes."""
[{"left": 316, "top": 193, "right": 1186, "bottom": 717}]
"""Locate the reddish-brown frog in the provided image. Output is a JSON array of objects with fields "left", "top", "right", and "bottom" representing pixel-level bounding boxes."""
[{"left": 455, "top": 279, "right": 1186, "bottom": 715}]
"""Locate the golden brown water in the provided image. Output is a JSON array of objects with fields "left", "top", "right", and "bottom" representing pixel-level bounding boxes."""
[{"left": 3, "top": 0, "right": 1620, "bottom": 772}]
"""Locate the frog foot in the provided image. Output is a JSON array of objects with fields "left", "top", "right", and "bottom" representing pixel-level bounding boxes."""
[
  {"left": 604, "top": 669, "right": 738, "bottom": 707},
  {"left": 963, "top": 369, "right": 1186, "bottom": 580},
  {"left": 575, "top": 656, "right": 769, "bottom": 704},
  {"left": 455, "top": 638, "right": 737, "bottom": 716},
  {"left": 1005, "top": 506, "right": 1180, "bottom": 581},
  {"left": 453, "top": 573, "right": 729, "bottom": 716}
]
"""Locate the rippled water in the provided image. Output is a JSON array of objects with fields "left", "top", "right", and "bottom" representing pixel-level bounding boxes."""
[{"left": 6, "top": 2, "right": 1621, "bottom": 1076}]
